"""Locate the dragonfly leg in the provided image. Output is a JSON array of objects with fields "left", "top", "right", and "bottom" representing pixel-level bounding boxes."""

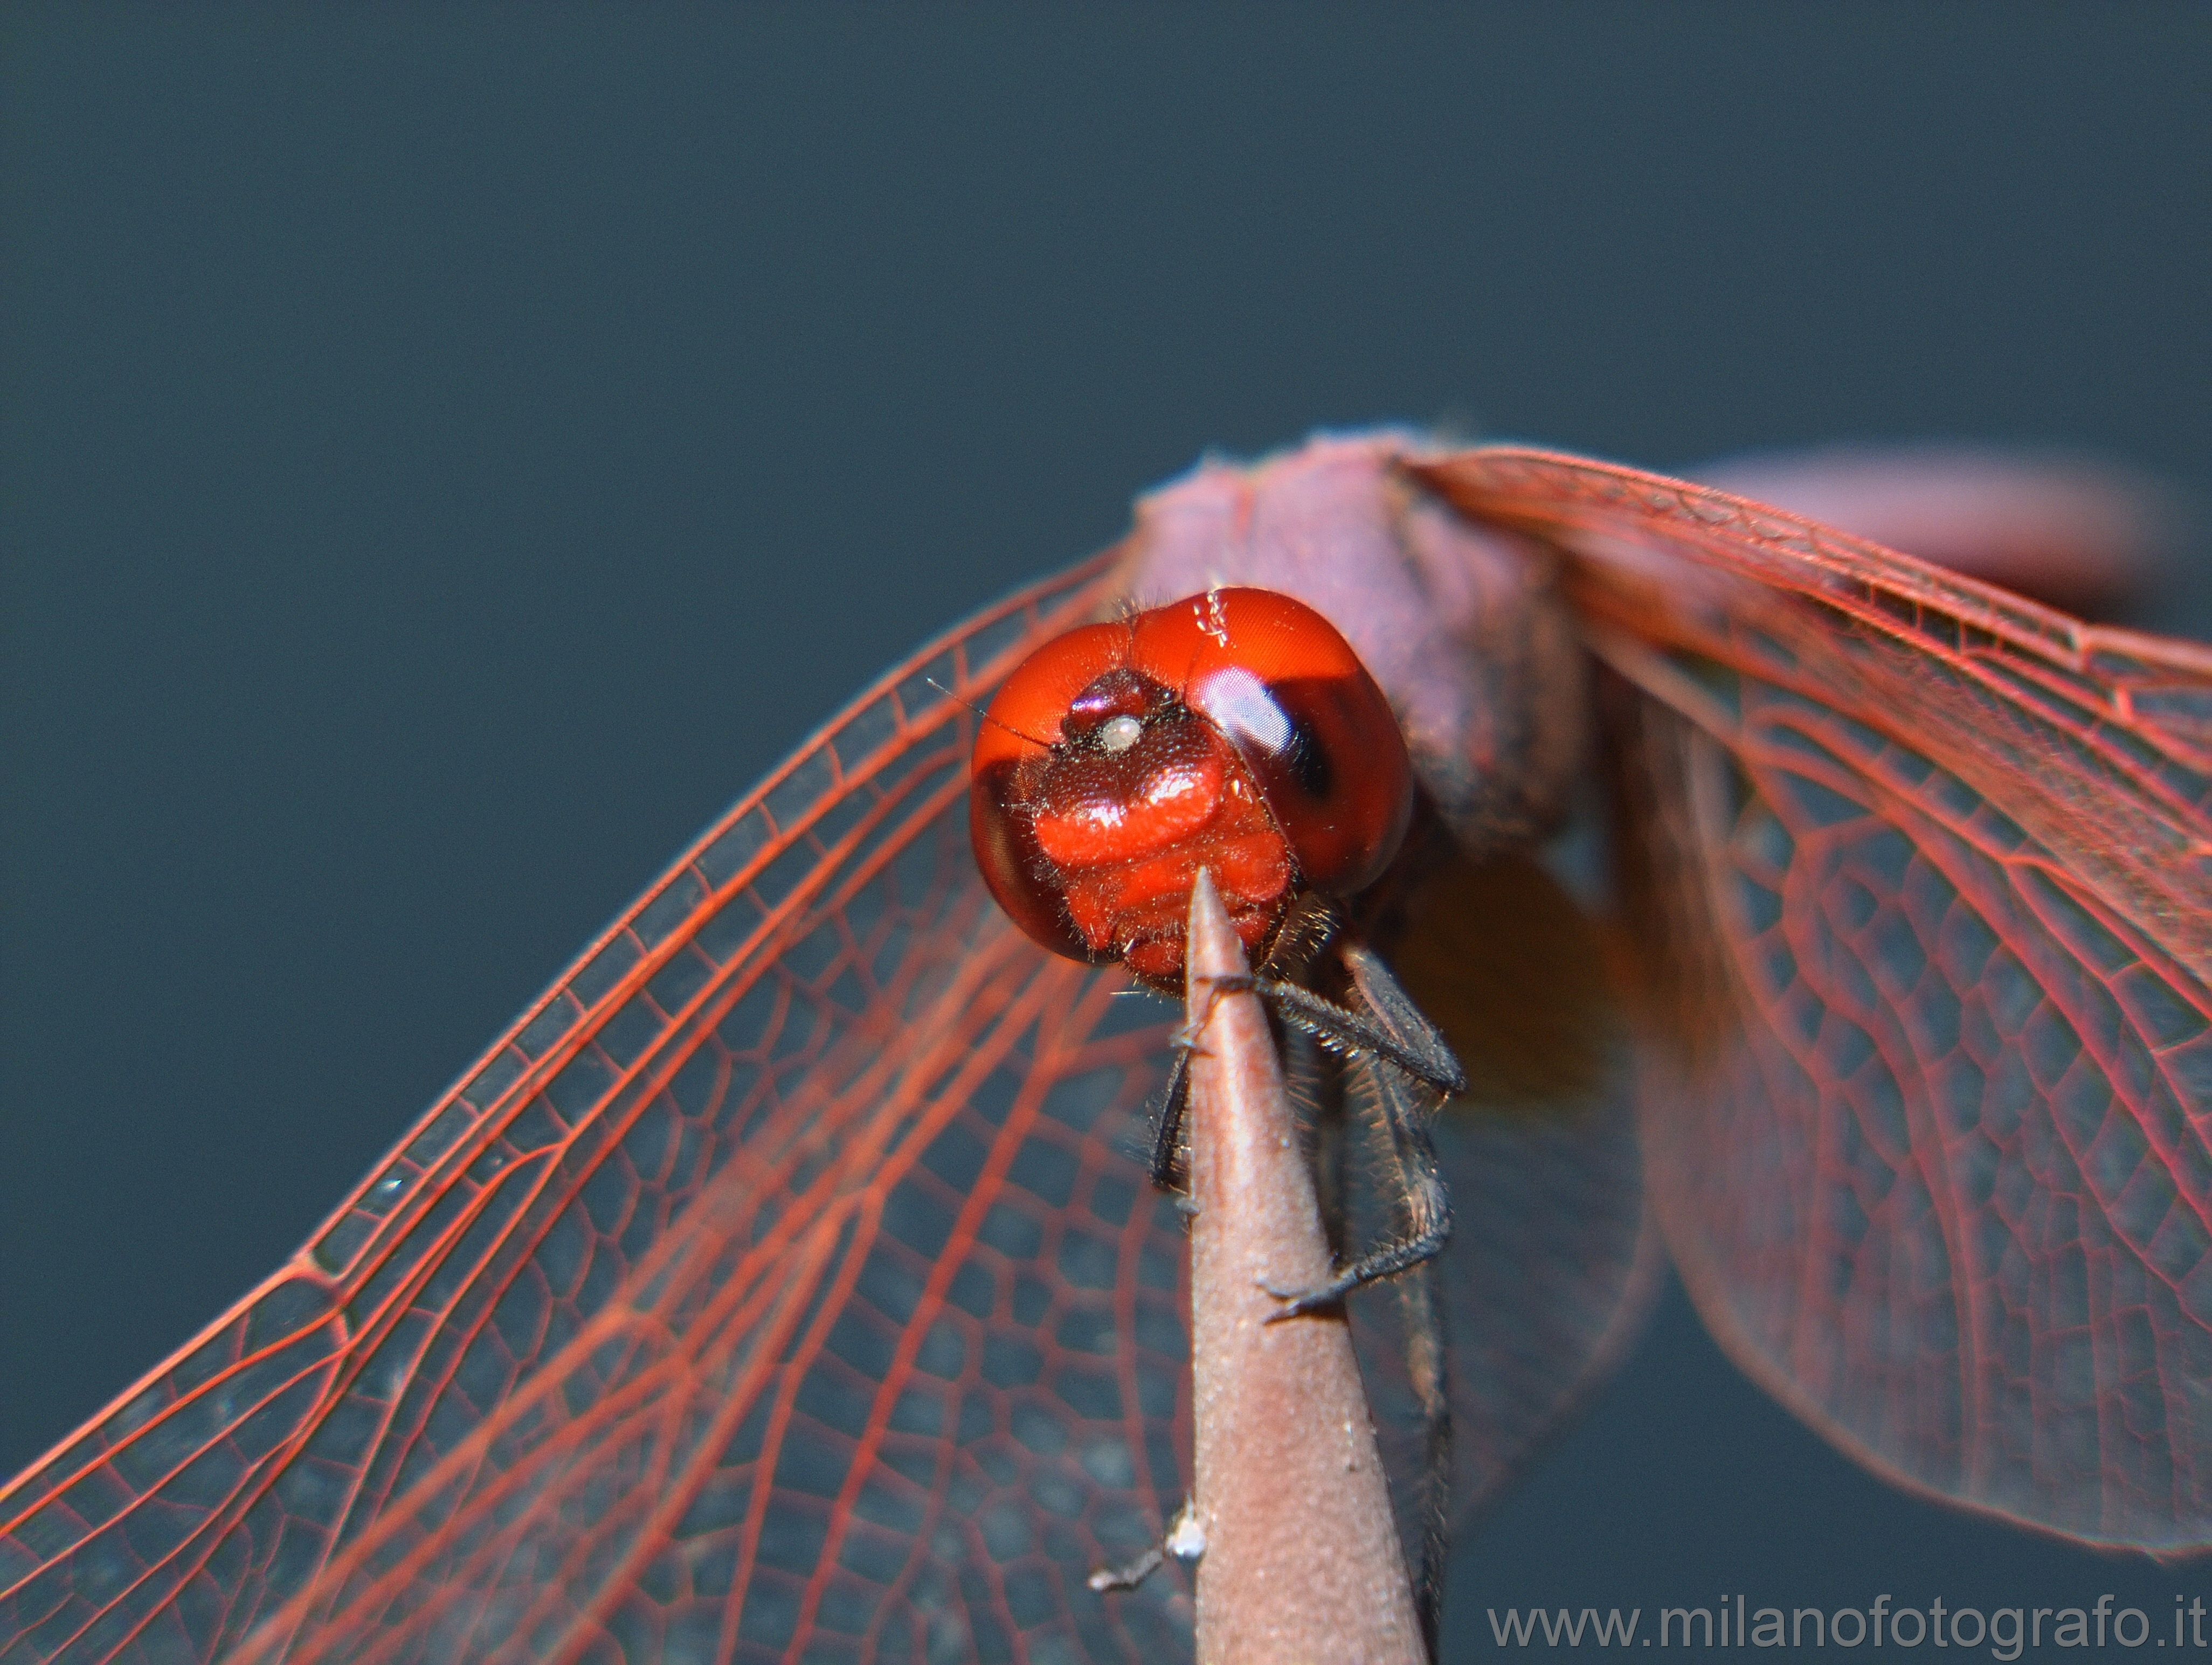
[
  {"left": 1397, "top": 1253, "right": 1453, "bottom": 1662},
  {"left": 1219, "top": 968, "right": 1467, "bottom": 1101},
  {"left": 1254, "top": 958, "right": 1457, "bottom": 1658},
  {"left": 1344, "top": 941, "right": 1456, "bottom": 1660},
  {"left": 1252, "top": 945, "right": 1462, "bottom": 1313},
  {"left": 1150, "top": 943, "right": 1464, "bottom": 1204},
  {"left": 1305, "top": 1031, "right": 1351, "bottom": 1266},
  {"left": 1146, "top": 1044, "right": 1194, "bottom": 1192},
  {"left": 1146, "top": 975, "right": 1263, "bottom": 1195},
  {"left": 1260, "top": 1050, "right": 1451, "bottom": 1314}
]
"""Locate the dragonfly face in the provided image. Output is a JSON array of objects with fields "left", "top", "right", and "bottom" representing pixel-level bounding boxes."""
[
  {"left": 3, "top": 432, "right": 2206, "bottom": 1663},
  {"left": 970, "top": 585, "right": 1414, "bottom": 985}
]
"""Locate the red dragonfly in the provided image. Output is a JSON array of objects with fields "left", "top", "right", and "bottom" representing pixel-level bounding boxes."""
[{"left": 3, "top": 433, "right": 2207, "bottom": 1663}]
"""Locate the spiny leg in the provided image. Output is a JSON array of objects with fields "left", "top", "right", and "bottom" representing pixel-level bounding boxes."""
[
  {"left": 1299, "top": 1028, "right": 1351, "bottom": 1267},
  {"left": 1396, "top": 1250, "right": 1452, "bottom": 1662},
  {"left": 1265, "top": 1052, "right": 1450, "bottom": 1302},
  {"left": 1147, "top": 934, "right": 1463, "bottom": 1199},
  {"left": 1146, "top": 974, "right": 1256, "bottom": 1196},
  {"left": 1305, "top": 1035, "right": 1453, "bottom": 1663},
  {"left": 1351, "top": 941, "right": 1457, "bottom": 1661},
  {"left": 1146, "top": 1044, "right": 1194, "bottom": 1193},
  {"left": 1160, "top": 952, "right": 1458, "bottom": 1309},
  {"left": 1218, "top": 972, "right": 1466, "bottom": 1102},
  {"left": 1269, "top": 948, "right": 1460, "bottom": 1659},
  {"left": 1258, "top": 946, "right": 1461, "bottom": 1312},
  {"left": 1144, "top": 966, "right": 1321, "bottom": 1195}
]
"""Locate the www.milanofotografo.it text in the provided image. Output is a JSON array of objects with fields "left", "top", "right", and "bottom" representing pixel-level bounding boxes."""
[{"left": 1484, "top": 1593, "right": 2209, "bottom": 1653}]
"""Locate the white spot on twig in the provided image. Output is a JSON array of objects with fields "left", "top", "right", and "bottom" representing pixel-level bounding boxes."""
[{"left": 1165, "top": 1500, "right": 1208, "bottom": 1564}]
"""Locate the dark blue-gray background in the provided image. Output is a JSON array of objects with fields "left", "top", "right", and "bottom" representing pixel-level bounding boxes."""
[{"left": 5, "top": 7, "right": 2209, "bottom": 1655}]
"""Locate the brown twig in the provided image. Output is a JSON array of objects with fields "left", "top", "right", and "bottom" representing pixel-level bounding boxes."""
[{"left": 1183, "top": 871, "right": 1425, "bottom": 1664}]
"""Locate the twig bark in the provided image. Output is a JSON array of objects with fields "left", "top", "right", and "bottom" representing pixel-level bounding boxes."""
[{"left": 1184, "top": 871, "right": 1425, "bottom": 1664}]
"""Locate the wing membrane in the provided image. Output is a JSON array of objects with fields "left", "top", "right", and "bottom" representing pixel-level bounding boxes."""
[
  {"left": 1416, "top": 449, "right": 2212, "bottom": 971},
  {"left": 1, "top": 556, "right": 1205, "bottom": 1663},
  {"left": 241, "top": 901, "right": 1188, "bottom": 1664},
  {"left": 1422, "top": 448, "right": 2212, "bottom": 1549},
  {"left": 0, "top": 456, "right": 1797, "bottom": 1660},
  {"left": 23, "top": 433, "right": 2199, "bottom": 1660}
]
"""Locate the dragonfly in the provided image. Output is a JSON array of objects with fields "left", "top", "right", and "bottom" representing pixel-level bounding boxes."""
[{"left": 2, "top": 431, "right": 2207, "bottom": 1663}]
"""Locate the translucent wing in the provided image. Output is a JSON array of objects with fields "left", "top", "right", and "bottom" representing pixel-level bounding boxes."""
[
  {"left": 0, "top": 554, "right": 1206, "bottom": 1665},
  {"left": 1419, "top": 449, "right": 2212, "bottom": 1550},
  {"left": 0, "top": 518, "right": 1660, "bottom": 1663}
]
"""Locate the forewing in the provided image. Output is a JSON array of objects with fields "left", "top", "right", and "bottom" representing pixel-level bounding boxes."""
[
  {"left": 1421, "top": 449, "right": 2212, "bottom": 1550},
  {"left": 0, "top": 553, "right": 1201, "bottom": 1664}
]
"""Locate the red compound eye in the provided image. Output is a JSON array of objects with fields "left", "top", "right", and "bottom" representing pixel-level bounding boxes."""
[{"left": 970, "top": 587, "right": 1413, "bottom": 986}]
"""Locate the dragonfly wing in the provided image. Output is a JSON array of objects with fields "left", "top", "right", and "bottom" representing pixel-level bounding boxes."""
[
  {"left": 244, "top": 906, "right": 1187, "bottom": 1665},
  {"left": 1, "top": 553, "right": 1205, "bottom": 1664},
  {"left": 1689, "top": 442, "right": 2181, "bottom": 616},
  {"left": 1420, "top": 448, "right": 2212, "bottom": 1550},
  {"left": 1425, "top": 1021, "right": 1661, "bottom": 1529},
  {"left": 0, "top": 481, "right": 1677, "bottom": 1663}
]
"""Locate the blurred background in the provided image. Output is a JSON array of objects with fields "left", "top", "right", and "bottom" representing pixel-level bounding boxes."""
[{"left": 5, "top": 5, "right": 2208, "bottom": 1654}]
